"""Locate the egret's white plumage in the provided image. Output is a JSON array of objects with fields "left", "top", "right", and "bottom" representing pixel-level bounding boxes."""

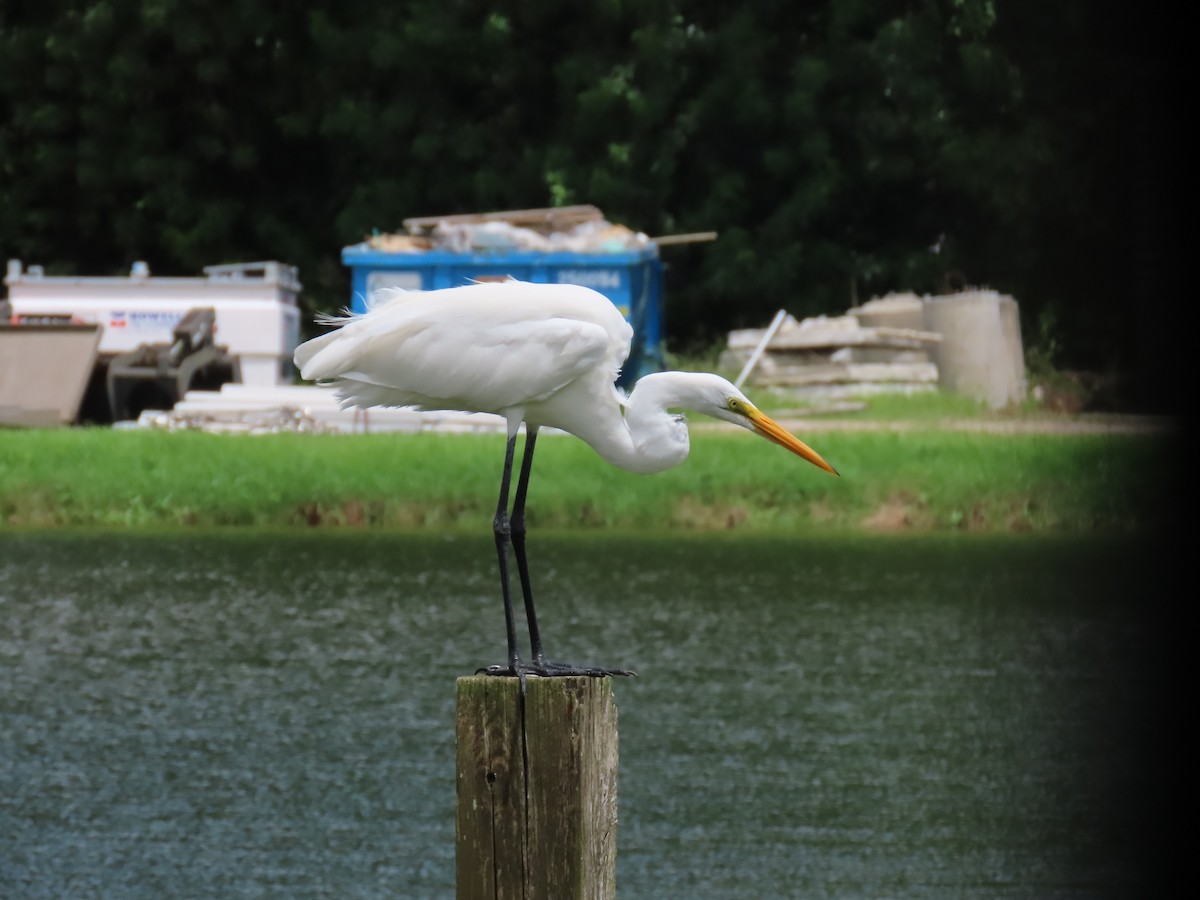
[
  {"left": 297, "top": 281, "right": 628, "bottom": 424},
  {"left": 294, "top": 279, "right": 837, "bottom": 678},
  {"left": 296, "top": 279, "right": 837, "bottom": 476}
]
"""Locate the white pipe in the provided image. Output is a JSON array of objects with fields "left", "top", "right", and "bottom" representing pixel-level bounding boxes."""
[{"left": 734, "top": 308, "right": 788, "bottom": 389}]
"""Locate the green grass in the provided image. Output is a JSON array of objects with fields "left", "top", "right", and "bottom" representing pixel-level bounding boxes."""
[{"left": 0, "top": 425, "right": 1175, "bottom": 533}]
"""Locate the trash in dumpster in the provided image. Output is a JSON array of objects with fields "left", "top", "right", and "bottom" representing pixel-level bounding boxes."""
[{"left": 364, "top": 205, "right": 654, "bottom": 256}]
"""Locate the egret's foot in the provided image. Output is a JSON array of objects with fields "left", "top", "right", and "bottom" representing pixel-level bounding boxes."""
[{"left": 477, "top": 659, "right": 636, "bottom": 679}]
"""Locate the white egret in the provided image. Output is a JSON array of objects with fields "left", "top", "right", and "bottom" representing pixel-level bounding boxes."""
[{"left": 294, "top": 279, "right": 838, "bottom": 679}]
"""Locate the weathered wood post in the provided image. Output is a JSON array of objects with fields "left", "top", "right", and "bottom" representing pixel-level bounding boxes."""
[{"left": 456, "top": 675, "right": 619, "bottom": 899}]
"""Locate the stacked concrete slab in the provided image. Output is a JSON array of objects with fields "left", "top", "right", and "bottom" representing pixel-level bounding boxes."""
[{"left": 725, "top": 290, "right": 1026, "bottom": 408}]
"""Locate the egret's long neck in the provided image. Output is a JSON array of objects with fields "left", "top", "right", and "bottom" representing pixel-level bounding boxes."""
[{"left": 578, "top": 373, "right": 695, "bottom": 475}]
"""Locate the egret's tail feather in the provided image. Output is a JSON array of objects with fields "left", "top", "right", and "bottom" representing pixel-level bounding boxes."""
[
  {"left": 294, "top": 328, "right": 363, "bottom": 382},
  {"left": 314, "top": 310, "right": 352, "bottom": 327}
]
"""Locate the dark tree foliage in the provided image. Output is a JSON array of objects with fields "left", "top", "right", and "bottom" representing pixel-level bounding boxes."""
[{"left": 0, "top": 0, "right": 1178, "bottom": 382}]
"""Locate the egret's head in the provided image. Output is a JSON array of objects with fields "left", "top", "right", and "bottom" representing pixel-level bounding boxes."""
[{"left": 704, "top": 377, "right": 839, "bottom": 476}]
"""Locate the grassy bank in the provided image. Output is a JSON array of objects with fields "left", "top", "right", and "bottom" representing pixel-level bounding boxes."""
[{"left": 0, "top": 424, "right": 1175, "bottom": 533}]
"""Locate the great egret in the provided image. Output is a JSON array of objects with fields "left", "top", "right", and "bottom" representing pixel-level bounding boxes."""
[{"left": 294, "top": 279, "right": 837, "bottom": 679}]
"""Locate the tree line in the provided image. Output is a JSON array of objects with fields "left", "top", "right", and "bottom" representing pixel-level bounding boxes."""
[{"left": 0, "top": 1, "right": 1181, "bottom": 387}]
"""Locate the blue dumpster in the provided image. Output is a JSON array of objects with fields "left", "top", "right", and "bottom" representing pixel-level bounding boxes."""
[{"left": 341, "top": 243, "right": 665, "bottom": 382}]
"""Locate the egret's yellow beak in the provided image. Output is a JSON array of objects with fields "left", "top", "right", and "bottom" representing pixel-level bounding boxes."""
[{"left": 744, "top": 406, "right": 839, "bottom": 476}]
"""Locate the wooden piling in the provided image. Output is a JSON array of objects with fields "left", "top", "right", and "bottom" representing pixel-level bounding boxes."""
[{"left": 456, "top": 675, "right": 618, "bottom": 900}]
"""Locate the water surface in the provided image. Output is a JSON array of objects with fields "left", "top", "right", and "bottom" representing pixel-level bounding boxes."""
[{"left": 0, "top": 532, "right": 1173, "bottom": 898}]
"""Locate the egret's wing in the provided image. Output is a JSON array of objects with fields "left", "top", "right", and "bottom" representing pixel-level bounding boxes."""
[{"left": 297, "top": 283, "right": 630, "bottom": 414}]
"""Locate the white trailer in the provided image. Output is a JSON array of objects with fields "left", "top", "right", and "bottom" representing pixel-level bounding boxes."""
[{"left": 5, "top": 259, "right": 301, "bottom": 387}]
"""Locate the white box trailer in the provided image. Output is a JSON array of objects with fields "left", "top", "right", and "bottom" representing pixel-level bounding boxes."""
[{"left": 5, "top": 259, "right": 301, "bottom": 387}]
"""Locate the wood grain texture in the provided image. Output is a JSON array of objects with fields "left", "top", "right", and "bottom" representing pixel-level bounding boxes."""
[{"left": 456, "top": 676, "right": 618, "bottom": 900}]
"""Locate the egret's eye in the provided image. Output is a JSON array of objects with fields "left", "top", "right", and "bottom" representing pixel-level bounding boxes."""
[{"left": 727, "top": 398, "right": 741, "bottom": 411}]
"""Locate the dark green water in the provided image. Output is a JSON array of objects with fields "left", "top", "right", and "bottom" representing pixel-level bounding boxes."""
[{"left": 0, "top": 532, "right": 1175, "bottom": 898}]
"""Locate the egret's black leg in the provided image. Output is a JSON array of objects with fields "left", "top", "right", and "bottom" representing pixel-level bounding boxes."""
[
  {"left": 509, "top": 426, "right": 546, "bottom": 663},
  {"left": 488, "top": 432, "right": 524, "bottom": 674},
  {"left": 505, "top": 427, "right": 635, "bottom": 680},
  {"left": 480, "top": 426, "right": 633, "bottom": 681}
]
